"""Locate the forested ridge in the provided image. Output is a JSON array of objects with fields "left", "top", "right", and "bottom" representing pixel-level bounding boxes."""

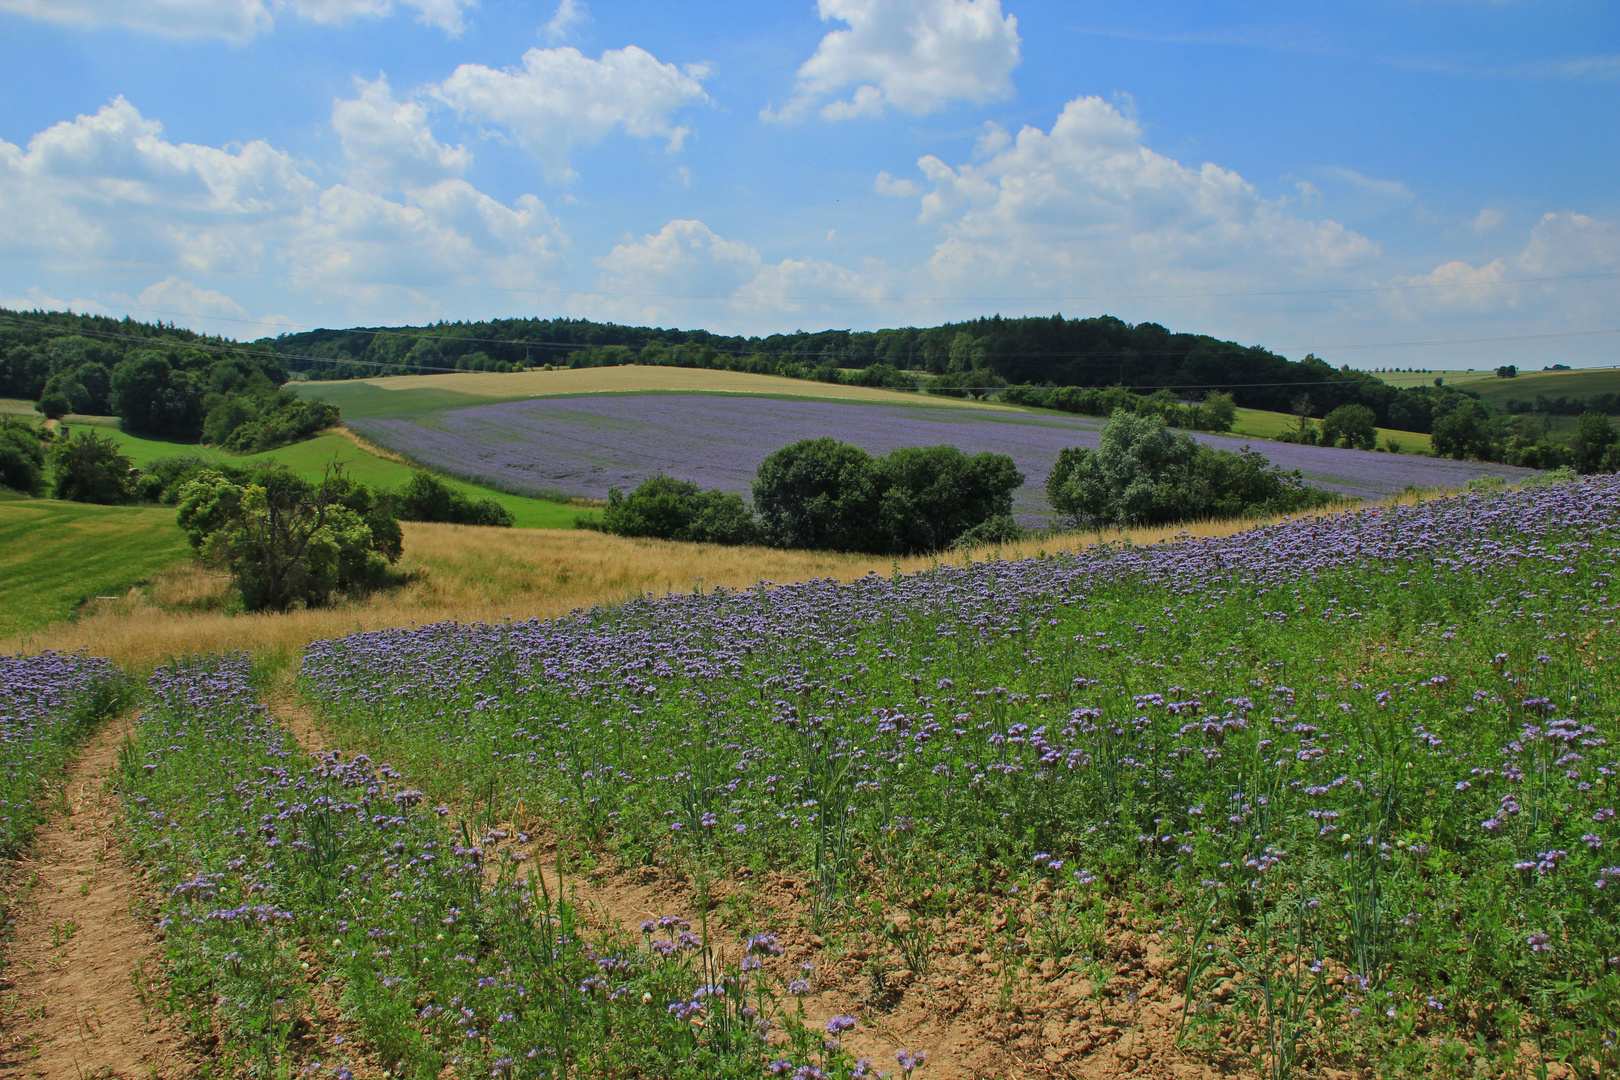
[
  {"left": 0, "top": 307, "right": 333, "bottom": 448},
  {"left": 266, "top": 312, "right": 1459, "bottom": 431}
]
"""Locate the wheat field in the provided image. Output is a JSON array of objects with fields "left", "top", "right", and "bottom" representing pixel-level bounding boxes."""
[{"left": 323, "top": 364, "right": 1015, "bottom": 409}]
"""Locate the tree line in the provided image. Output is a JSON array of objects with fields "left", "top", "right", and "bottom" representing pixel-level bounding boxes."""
[
  {"left": 264, "top": 313, "right": 1455, "bottom": 432},
  {"left": 0, "top": 308, "right": 333, "bottom": 451}
]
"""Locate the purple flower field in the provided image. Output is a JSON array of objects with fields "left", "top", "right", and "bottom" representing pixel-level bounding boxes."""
[
  {"left": 294, "top": 475, "right": 1620, "bottom": 1071},
  {"left": 352, "top": 395, "right": 1537, "bottom": 520},
  {"left": 0, "top": 650, "right": 126, "bottom": 855}
]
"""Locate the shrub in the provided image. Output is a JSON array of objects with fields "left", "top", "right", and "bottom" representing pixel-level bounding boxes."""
[
  {"left": 875, "top": 445, "right": 1024, "bottom": 554},
  {"left": 176, "top": 466, "right": 401, "bottom": 611},
  {"left": 1320, "top": 404, "right": 1378, "bottom": 450},
  {"left": 952, "top": 513, "right": 1026, "bottom": 549},
  {"left": 753, "top": 439, "right": 1023, "bottom": 554},
  {"left": 1570, "top": 412, "right": 1618, "bottom": 474},
  {"left": 595, "top": 475, "right": 761, "bottom": 545},
  {"left": 1046, "top": 410, "right": 1335, "bottom": 529},
  {"left": 35, "top": 391, "right": 71, "bottom": 420},
  {"left": 753, "top": 439, "right": 884, "bottom": 552},
  {"left": 0, "top": 417, "right": 45, "bottom": 495},
  {"left": 51, "top": 428, "right": 134, "bottom": 504},
  {"left": 387, "top": 470, "right": 515, "bottom": 528}
]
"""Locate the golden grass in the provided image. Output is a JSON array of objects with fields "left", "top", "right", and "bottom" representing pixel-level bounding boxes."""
[
  {"left": 346, "top": 366, "right": 1014, "bottom": 410},
  {"left": 3, "top": 513, "right": 1316, "bottom": 671}
]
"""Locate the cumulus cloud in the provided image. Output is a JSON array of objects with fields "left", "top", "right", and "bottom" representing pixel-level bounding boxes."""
[
  {"left": 585, "top": 219, "right": 882, "bottom": 328},
  {"left": 333, "top": 76, "right": 470, "bottom": 192},
  {"left": 435, "top": 46, "right": 709, "bottom": 182},
  {"left": 1382, "top": 212, "right": 1620, "bottom": 317},
  {"left": 0, "top": 96, "right": 566, "bottom": 324},
  {"left": 0, "top": 0, "right": 475, "bottom": 40},
  {"left": 889, "top": 95, "right": 1377, "bottom": 307},
  {"left": 766, "top": 0, "right": 1020, "bottom": 121}
]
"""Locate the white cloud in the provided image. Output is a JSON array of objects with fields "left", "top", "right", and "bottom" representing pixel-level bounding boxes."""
[
  {"left": 766, "top": 0, "right": 1021, "bottom": 121},
  {"left": 1469, "top": 206, "right": 1506, "bottom": 233},
  {"left": 0, "top": 0, "right": 474, "bottom": 41},
  {"left": 874, "top": 170, "right": 922, "bottom": 197},
  {"left": 1383, "top": 211, "right": 1620, "bottom": 317},
  {"left": 435, "top": 46, "right": 710, "bottom": 182},
  {"left": 332, "top": 76, "right": 470, "bottom": 192},
  {"left": 135, "top": 275, "right": 252, "bottom": 322},
  {"left": 890, "top": 95, "right": 1377, "bottom": 308},
  {"left": 585, "top": 219, "right": 884, "bottom": 329},
  {"left": 0, "top": 97, "right": 567, "bottom": 324},
  {"left": 542, "top": 0, "right": 584, "bottom": 43}
]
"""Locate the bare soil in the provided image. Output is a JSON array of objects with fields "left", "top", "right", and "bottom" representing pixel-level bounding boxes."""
[{"left": 0, "top": 716, "right": 192, "bottom": 1080}]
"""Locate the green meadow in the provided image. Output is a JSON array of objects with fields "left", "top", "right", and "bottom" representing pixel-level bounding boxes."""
[
  {"left": 0, "top": 493, "right": 191, "bottom": 638},
  {"left": 93, "top": 428, "right": 592, "bottom": 530}
]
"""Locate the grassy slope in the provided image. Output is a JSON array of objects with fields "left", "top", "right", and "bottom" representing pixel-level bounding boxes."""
[
  {"left": 98, "top": 429, "right": 590, "bottom": 530},
  {"left": 0, "top": 492, "right": 192, "bottom": 639}
]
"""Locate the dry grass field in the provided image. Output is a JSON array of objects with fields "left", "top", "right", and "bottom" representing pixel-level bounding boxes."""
[
  {"left": 299, "top": 365, "right": 1017, "bottom": 414},
  {"left": 1, "top": 511, "right": 1328, "bottom": 672}
]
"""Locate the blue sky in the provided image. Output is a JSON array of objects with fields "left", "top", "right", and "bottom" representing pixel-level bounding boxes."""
[{"left": 1, "top": 0, "right": 1616, "bottom": 368}]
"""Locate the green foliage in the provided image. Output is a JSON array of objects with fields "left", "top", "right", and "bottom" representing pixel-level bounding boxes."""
[
  {"left": 1570, "top": 411, "right": 1618, "bottom": 473},
  {"left": 1046, "top": 410, "right": 1335, "bottom": 528},
  {"left": 753, "top": 439, "right": 884, "bottom": 552},
  {"left": 952, "top": 512, "right": 1027, "bottom": 549},
  {"left": 388, "top": 470, "right": 516, "bottom": 528},
  {"left": 1430, "top": 399, "right": 1492, "bottom": 460},
  {"left": 595, "top": 475, "right": 762, "bottom": 545},
  {"left": 752, "top": 439, "right": 1023, "bottom": 554},
  {"left": 1320, "top": 404, "right": 1378, "bottom": 450},
  {"left": 35, "top": 391, "right": 71, "bottom": 420},
  {"left": 51, "top": 428, "right": 135, "bottom": 504},
  {"left": 0, "top": 417, "right": 46, "bottom": 495},
  {"left": 1002, "top": 383, "right": 1238, "bottom": 433},
  {"left": 875, "top": 445, "right": 1024, "bottom": 554},
  {"left": 1496, "top": 364, "right": 1518, "bottom": 378},
  {"left": 176, "top": 465, "right": 402, "bottom": 611}
]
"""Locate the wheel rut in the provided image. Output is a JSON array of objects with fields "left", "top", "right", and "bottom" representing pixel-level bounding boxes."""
[{"left": 0, "top": 716, "right": 191, "bottom": 1080}]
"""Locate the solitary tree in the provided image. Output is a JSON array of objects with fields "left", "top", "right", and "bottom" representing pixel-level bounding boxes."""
[
  {"left": 51, "top": 429, "right": 133, "bottom": 504},
  {"left": 176, "top": 466, "right": 401, "bottom": 611}
]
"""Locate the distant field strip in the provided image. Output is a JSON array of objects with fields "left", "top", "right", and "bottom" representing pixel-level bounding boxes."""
[
  {"left": 352, "top": 394, "right": 1538, "bottom": 520},
  {"left": 293, "top": 365, "right": 1012, "bottom": 418}
]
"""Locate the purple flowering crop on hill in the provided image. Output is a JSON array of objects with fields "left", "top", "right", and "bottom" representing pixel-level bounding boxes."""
[{"left": 352, "top": 395, "right": 1535, "bottom": 518}]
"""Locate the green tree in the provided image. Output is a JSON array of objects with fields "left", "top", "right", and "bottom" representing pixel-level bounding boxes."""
[
  {"left": 176, "top": 466, "right": 401, "bottom": 612},
  {"left": 875, "top": 445, "right": 1024, "bottom": 554},
  {"left": 1320, "top": 404, "right": 1378, "bottom": 450},
  {"left": 35, "top": 391, "right": 71, "bottom": 421},
  {"left": 1200, "top": 391, "right": 1237, "bottom": 433},
  {"left": 1047, "top": 410, "right": 1331, "bottom": 529},
  {"left": 1570, "top": 412, "right": 1617, "bottom": 474},
  {"left": 753, "top": 439, "right": 883, "bottom": 552},
  {"left": 51, "top": 429, "right": 134, "bottom": 504},
  {"left": 0, "top": 418, "right": 45, "bottom": 495},
  {"left": 390, "top": 470, "right": 515, "bottom": 528},
  {"left": 111, "top": 352, "right": 205, "bottom": 439},
  {"left": 1429, "top": 400, "right": 1492, "bottom": 460}
]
